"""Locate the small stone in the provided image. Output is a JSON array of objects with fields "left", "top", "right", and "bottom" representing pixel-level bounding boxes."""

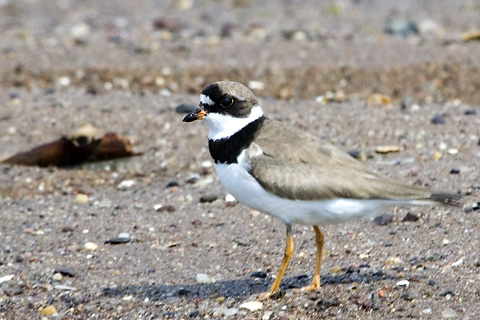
[
  {"left": 196, "top": 273, "right": 215, "bottom": 283},
  {"left": 250, "top": 271, "right": 267, "bottom": 278},
  {"left": 347, "top": 150, "right": 366, "bottom": 162},
  {"left": 117, "top": 179, "right": 136, "bottom": 190},
  {"left": 177, "top": 288, "right": 191, "bottom": 295},
  {"left": 54, "top": 285, "right": 77, "bottom": 291},
  {"left": 0, "top": 274, "right": 14, "bottom": 284},
  {"left": 385, "top": 16, "right": 418, "bottom": 37},
  {"left": 441, "top": 307, "right": 457, "bottom": 318},
  {"left": 212, "top": 307, "right": 238, "bottom": 317},
  {"left": 431, "top": 114, "right": 446, "bottom": 124},
  {"left": 189, "top": 310, "right": 200, "bottom": 317},
  {"left": 39, "top": 305, "right": 57, "bottom": 316},
  {"left": 154, "top": 204, "right": 176, "bottom": 212},
  {"left": 402, "top": 212, "right": 419, "bottom": 222},
  {"left": 248, "top": 80, "right": 265, "bottom": 91},
  {"left": 84, "top": 242, "right": 98, "bottom": 251},
  {"left": 386, "top": 256, "right": 402, "bottom": 265},
  {"left": 447, "top": 148, "right": 459, "bottom": 155},
  {"left": 421, "top": 308, "right": 432, "bottom": 314},
  {"left": 175, "top": 104, "right": 197, "bottom": 114},
  {"left": 373, "top": 213, "right": 393, "bottom": 226},
  {"left": 433, "top": 151, "right": 443, "bottom": 160},
  {"left": 105, "top": 237, "right": 131, "bottom": 245},
  {"left": 451, "top": 258, "right": 463, "bottom": 267},
  {"left": 52, "top": 273, "right": 63, "bottom": 281},
  {"left": 262, "top": 311, "right": 274, "bottom": 320},
  {"left": 166, "top": 180, "right": 179, "bottom": 188},
  {"left": 225, "top": 194, "right": 237, "bottom": 205},
  {"left": 375, "top": 145, "right": 403, "bottom": 154},
  {"left": 58, "top": 76, "right": 71, "bottom": 87},
  {"left": 76, "top": 194, "right": 89, "bottom": 203},
  {"left": 239, "top": 301, "right": 263, "bottom": 311},
  {"left": 330, "top": 266, "right": 342, "bottom": 274},
  {"left": 449, "top": 168, "right": 460, "bottom": 174},
  {"left": 396, "top": 280, "right": 409, "bottom": 288},
  {"left": 367, "top": 94, "right": 391, "bottom": 106},
  {"left": 53, "top": 266, "right": 76, "bottom": 277},
  {"left": 442, "top": 238, "right": 450, "bottom": 245},
  {"left": 200, "top": 194, "right": 218, "bottom": 203}
]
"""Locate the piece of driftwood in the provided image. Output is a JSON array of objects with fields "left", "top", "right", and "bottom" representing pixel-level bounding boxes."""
[{"left": 2, "top": 123, "right": 141, "bottom": 167}]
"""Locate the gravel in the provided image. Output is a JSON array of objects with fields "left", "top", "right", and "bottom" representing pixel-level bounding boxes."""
[{"left": 1, "top": 0, "right": 480, "bottom": 319}]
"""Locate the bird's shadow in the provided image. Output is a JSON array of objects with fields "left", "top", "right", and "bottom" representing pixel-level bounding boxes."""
[{"left": 101, "top": 269, "right": 393, "bottom": 301}]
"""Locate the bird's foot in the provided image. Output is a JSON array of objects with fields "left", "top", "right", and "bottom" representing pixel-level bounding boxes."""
[
  {"left": 255, "top": 289, "right": 285, "bottom": 301},
  {"left": 298, "top": 283, "right": 321, "bottom": 292}
]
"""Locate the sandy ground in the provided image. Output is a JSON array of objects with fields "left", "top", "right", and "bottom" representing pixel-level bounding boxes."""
[{"left": 1, "top": 1, "right": 480, "bottom": 319}]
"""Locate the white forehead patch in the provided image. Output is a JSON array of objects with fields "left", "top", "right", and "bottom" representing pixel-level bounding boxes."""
[{"left": 199, "top": 94, "right": 214, "bottom": 106}]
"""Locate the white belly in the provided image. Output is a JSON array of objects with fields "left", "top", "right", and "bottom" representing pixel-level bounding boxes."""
[{"left": 214, "top": 162, "right": 397, "bottom": 225}]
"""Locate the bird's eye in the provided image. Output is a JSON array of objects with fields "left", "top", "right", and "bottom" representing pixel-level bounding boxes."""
[{"left": 220, "top": 97, "right": 234, "bottom": 108}]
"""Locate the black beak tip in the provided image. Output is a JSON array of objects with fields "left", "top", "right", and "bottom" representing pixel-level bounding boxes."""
[{"left": 182, "top": 113, "right": 196, "bottom": 122}]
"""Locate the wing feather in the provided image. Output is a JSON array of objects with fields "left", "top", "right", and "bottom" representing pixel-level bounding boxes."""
[{"left": 248, "top": 119, "right": 433, "bottom": 201}]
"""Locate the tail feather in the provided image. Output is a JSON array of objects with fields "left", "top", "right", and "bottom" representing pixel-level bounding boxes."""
[{"left": 429, "top": 193, "right": 462, "bottom": 207}]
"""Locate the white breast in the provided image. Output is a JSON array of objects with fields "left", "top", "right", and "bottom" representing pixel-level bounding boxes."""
[{"left": 214, "top": 151, "right": 398, "bottom": 225}]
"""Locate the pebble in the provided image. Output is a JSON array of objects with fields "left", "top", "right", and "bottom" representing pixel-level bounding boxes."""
[
  {"left": 366, "top": 93, "right": 391, "bottom": 106},
  {"left": 418, "top": 19, "right": 444, "bottom": 37},
  {"left": 449, "top": 168, "right": 460, "bottom": 174},
  {"left": 76, "top": 194, "right": 89, "bottom": 203},
  {"left": 39, "top": 305, "right": 57, "bottom": 316},
  {"left": 250, "top": 271, "right": 267, "bottom": 278},
  {"left": 225, "top": 194, "right": 237, "bottom": 205},
  {"left": 442, "top": 238, "right": 450, "bottom": 245},
  {"left": 385, "top": 16, "right": 419, "bottom": 37},
  {"left": 239, "top": 301, "right": 263, "bottom": 311},
  {"left": 200, "top": 194, "right": 218, "bottom": 203},
  {"left": 52, "top": 273, "right": 63, "bottom": 281},
  {"left": 212, "top": 307, "right": 238, "bottom": 317},
  {"left": 373, "top": 213, "right": 393, "bottom": 226},
  {"left": 153, "top": 204, "right": 176, "bottom": 212},
  {"left": 117, "top": 179, "right": 136, "bottom": 190},
  {"left": 248, "top": 80, "right": 265, "bottom": 91},
  {"left": 375, "top": 145, "right": 403, "bottom": 154},
  {"left": 105, "top": 237, "right": 131, "bottom": 245},
  {"left": 395, "top": 279, "right": 409, "bottom": 288},
  {"left": 58, "top": 76, "right": 71, "bottom": 87},
  {"left": 196, "top": 273, "right": 215, "bottom": 283},
  {"left": 166, "top": 180, "right": 179, "bottom": 188},
  {"left": 0, "top": 274, "right": 14, "bottom": 284},
  {"left": 441, "top": 307, "right": 457, "bottom": 318},
  {"left": 84, "top": 242, "right": 98, "bottom": 251},
  {"left": 431, "top": 114, "right": 446, "bottom": 124},
  {"left": 451, "top": 257, "right": 463, "bottom": 267},
  {"left": 421, "top": 308, "right": 432, "bottom": 314},
  {"left": 262, "top": 311, "right": 274, "bottom": 320},
  {"left": 54, "top": 285, "right": 77, "bottom": 291},
  {"left": 402, "top": 212, "right": 419, "bottom": 222},
  {"left": 386, "top": 256, "right": 402, "bottom": 265},
  {"left": 347, "top": 149, "right": 366, "bottom": 162},
  {"left": 53, "top": 266, "right": 76, "bottom": 277}
]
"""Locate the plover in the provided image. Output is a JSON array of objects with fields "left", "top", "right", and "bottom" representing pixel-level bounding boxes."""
[{"left": 183, "top": 81, "right": 460, "bottom": 299}]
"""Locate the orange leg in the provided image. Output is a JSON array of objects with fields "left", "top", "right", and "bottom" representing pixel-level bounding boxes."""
[
  {"left": 258, "top": 223, "right": 293, "bottom": 300},
  {"left": 302, "top": 225, "right": 324, "bottom": 291}
]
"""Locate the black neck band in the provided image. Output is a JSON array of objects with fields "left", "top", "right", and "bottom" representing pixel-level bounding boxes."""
[{"left": 208, "top": 116, "right": 265, "bottom": 164}]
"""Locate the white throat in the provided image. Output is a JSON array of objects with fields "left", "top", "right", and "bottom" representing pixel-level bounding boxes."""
[{"left": 205, "top": 105, "right": 264, "bottom": 140}]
